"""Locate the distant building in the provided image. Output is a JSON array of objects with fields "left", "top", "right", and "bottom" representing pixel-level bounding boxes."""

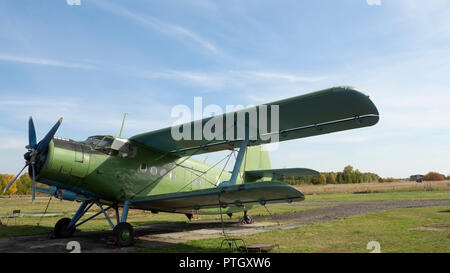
[{"left": 410, "top": 174, "right": 424, "bottom": 182}]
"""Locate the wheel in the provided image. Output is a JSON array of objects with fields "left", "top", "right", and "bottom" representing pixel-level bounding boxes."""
[
  {"left": 54, "top": 218, "right": 75, "bottom": 238},
  {"left": 113, "top": 222, "right": 135, "bottom": 247},
  {"left": 245, "top": 215, "right": 254, "bottom": 224},
  {"left": 241, "top": 214, "right": 254, "bottom": 224}
]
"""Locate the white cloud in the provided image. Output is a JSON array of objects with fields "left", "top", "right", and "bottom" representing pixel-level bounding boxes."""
[
  {"left": 0, "top": 92, "right": 174, "bottom": 142},
  {"left": 142, "top": 70, "right": 227, "bottom": 89},
  {"left": 240, "top": 71, "right": 324, "bottom": 83},
  {"left": 0, "top": 54, "right": 95, "bottom": 69},
  {"left": 140, "top": 69, "right": 325, "bottom": 92},
  {"left": 366, "top": 0, "right": 381, "bottom": 6},
  {"left": 92, "top": 0, "right": 221, "bottom": 55}
]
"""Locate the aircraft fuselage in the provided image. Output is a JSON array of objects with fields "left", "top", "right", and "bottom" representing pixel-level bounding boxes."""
[{"left": 35, "top": 135, "right": 236, "bottom": 206}]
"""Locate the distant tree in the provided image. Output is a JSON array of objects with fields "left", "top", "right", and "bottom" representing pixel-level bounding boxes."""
[
  {"left": 354, "top": 169, "right": 363, "bottom": 183},
  {"left": 310, "top": 175, "right": 320, "bottom": 185},
  {"left": 424, "top": 172, "right": 445, "bottom": 181},
  {"left": 319, "top": 173, "right": 327, "bottom": 185},
  {"left": 343, "top": 165, "right": 354, "bottom": 174},
  {"left": 342, "top": 165, "right": 354, "bottom": 183},
  {"left": 363, "top": 173, "right": 370, "bottom": 183},
  {"left": 380, "top": 177, "right": 396, "bottom": 183},
  {"left": 0, "top": 174, "right": 17, "bottom": 195},
  {"left": 286, "top": 166, "right": 381, "bottom": 185},
  {"left": 16, "top": 173, "right": 32, "bottom": 194},
  {"left": 337, "top": 172, "right": 344, "bottom": 184},
  {"left": 327, "top": 172, "right": 337, "bottom": 184}
]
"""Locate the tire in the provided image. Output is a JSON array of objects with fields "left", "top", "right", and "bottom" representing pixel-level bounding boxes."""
[
  {"left": 113, "top": 222, "right": 135, "bottom": 247},
  {"left": 243, "top": 215, "right": 254, "bottom": 224},
  {"left": 54, "top": 218, "right": 75, "bottom": 238}
]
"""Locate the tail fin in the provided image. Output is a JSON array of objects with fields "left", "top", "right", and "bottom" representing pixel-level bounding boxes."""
[{"left": 244, "top": 145, "right": 271, "bottom": 171}]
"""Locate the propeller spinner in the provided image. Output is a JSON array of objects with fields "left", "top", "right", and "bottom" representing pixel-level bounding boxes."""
[{"left": 2, "top": 117, "right": 63, "bottom": 201}]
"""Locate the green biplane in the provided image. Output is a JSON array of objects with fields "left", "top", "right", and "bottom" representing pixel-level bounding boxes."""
[{"left": 3, "top": 86, "right": 379, "bottom": 246}]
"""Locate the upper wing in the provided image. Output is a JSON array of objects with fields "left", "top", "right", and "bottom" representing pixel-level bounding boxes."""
[
  {"left": 130, "top": 86, "right": 379, "bottom": 156},
  {"left": 245, "top": 168, "right": 319, "bottom": 182},
  {"left": 131, "top": 181, "right": 303, "bottom": 213}
]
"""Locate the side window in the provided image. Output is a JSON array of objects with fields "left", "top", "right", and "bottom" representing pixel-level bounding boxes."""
[
  {"left": 150, "top": 166, "right": 158, "bottom": 176},
  {"left": 139, "top": 163, "right": 148, "bottom": 173},
  {"left": 170, "top": 171, "right": 176, "bottom": 181}
]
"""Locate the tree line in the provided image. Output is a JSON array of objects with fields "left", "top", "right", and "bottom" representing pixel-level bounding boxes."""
[
  {"left": 285, "top": 165, "right": 450, "bottom": 185},
  {"left": 285, "top": 165, "right": 381, "bottom": 185},
  {"left": 0, "top": 173, "right": 32, "bottom": 195}
]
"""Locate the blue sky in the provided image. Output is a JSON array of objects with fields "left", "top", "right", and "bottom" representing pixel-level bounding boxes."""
[{"left": 0, "top": 0, "right": 449, "bottom": 178}]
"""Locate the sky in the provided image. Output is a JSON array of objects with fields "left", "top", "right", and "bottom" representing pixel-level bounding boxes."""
[{"left": 0, "top": 0, "right": 449, "bottom": 178}]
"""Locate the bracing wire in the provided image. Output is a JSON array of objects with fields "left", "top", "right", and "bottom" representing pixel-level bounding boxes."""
[
  {"left": 37, "top": 195, "right": 52, "bottom": 227},
  {"left": 263, "top": 204, "right": 281, "bottom": 226}
]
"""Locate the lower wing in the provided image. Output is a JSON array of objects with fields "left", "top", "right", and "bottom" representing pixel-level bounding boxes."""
[{"left": 131, "top": 181, "right": 303, "bottom": 214}]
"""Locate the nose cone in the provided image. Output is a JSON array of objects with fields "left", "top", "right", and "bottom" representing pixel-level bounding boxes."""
[{"left": 24, "top": 151, "right": 32, "bottom": 162}]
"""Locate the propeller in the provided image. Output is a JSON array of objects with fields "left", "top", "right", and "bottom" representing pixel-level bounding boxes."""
[{"left": 2, "top": 117, "right": 63, "bottom": 201}]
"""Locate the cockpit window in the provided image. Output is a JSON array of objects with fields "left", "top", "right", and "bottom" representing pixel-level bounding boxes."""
[
  {"left": 83, "top": 136, "right": 114, "bottom": 153},
  {"left": 83, "top": 136, "right": 103, "bottom": 147},
  {"left": 112, "top": 138, "right": 127, "bottom": 150},
  {"left": 97, "top": 137, "right": 114, "bottom": 149},
  {"left": 83, "top": 136, "right": 137, "bottom": 158}
]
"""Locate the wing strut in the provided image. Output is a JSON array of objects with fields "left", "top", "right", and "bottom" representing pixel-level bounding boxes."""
[{"left": 219, "top": 135, "right": 249, "bottom": 187}]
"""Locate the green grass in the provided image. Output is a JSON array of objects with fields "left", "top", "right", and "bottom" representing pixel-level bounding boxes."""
[
  {"left": 304, "top": 190, "right": 450, "bottom": 203},
  {"left": 1, "top": 190, "right": 449, "bottom": 243},
  {"left": 0, "top": 196, "right": 326, "bottom": 238},
  {"left": 140, "top": 206, "right": 450, "bottom": 253}
]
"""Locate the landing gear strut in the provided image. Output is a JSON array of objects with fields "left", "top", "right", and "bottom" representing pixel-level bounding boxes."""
[{"left": 52, "top": 199, "right": 134, "bottom": 247}]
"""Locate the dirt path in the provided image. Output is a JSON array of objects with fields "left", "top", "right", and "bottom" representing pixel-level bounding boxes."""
[
  {"left": 268, "top": 200, "right": 450, "bottom": 222},
  {"left": 0, "top": 200, "right": 448, "bottom": 252}
]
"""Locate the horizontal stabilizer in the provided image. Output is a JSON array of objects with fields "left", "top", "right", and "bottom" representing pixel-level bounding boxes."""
[{"left": 245, "top": 168, "right": 319, "bottom": 181}]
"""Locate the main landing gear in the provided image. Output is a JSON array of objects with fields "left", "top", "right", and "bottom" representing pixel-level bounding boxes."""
[
  {"left": 54, "top": 218, "right": 75, "bottom": 238},
  {"left": 53, "top": 200, "right": 135, "bottom": 247},
  {"left": 241, "top": 210, "right": 254, "bottom": 225}
]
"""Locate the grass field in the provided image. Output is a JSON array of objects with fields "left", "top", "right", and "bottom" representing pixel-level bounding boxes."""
[
  {"left": 304, "top": 189, "right": 450, "bottom": 203},
  {"left": 296, "top": 180, "right": 450, "bottom": 194},
  {"left": 140, "top": 206, "right": 450, "bottom": 253},
  {"left": 0, "top": 185, "right": 449, "bottom": 252},
  {"left": 0, "top": 195, "right": 326, "bottom": 238}
]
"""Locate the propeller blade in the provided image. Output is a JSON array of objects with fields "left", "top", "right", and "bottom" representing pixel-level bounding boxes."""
[
  {"left": 2, "top": 164, "right": 27, "bottom": 193},
  {"left": 36, "top": 118, "right": 63, "bottom": 153},
  {"left": 28, "top": 116, "right": 37, "bottom": 150},
  {"left": 31, "top": 164, "right": 36, "bottom": 202}
]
